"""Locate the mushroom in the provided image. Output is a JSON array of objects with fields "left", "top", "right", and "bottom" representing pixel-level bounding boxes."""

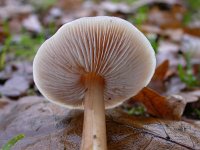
[{"left": 33, "top": 16, "right": 156, "bottom": 150}]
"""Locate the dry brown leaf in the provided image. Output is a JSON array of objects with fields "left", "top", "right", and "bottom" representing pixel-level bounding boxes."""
[
  {"left": 57, "top": 0, "right": 82, "bottom": 11},
  {"left": 148, "top": 60, "right": 169, "bottom": 94},
  {"left": 152, "top": 60, "right": 169, "bottom": 81},
  {"left": 184, "top": 27, "right": 200, "bottom": 37},
  {"left": 148, "top": 5, "right": 182, "bottom": 29},
  {"left": 157, "top": 41, "right": 181, "bottom": 67},
  {"left": 187, "top": 90, "right": 200, "bottom": 97},
  {"left": 173, "top": 90, "right": 200, "bottom": 104},
  {"left": 0, "top": 96, "right": 200, "bottom": 150},
  {"left": 0, "top": 99, "right": 9, "bottom": 109},
  {"left": 132, "top": 87, "right": 198, "bottom": 120},
  {"left": 0, "top": 76, "right": 30, "bottom": 98}
]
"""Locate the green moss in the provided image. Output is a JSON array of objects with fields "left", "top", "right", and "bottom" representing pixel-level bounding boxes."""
[{"left": 178, "top": 52, "right": 199, "bottom": 88}]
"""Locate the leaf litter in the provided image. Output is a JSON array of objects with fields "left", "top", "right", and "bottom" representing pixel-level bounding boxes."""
[{"left": 0, "top": 0, "right": 200, "bottom": 149}]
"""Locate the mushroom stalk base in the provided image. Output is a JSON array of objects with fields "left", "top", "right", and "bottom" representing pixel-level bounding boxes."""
[{"left": 81, "top": 74, "right": 107, "bottom": 150}]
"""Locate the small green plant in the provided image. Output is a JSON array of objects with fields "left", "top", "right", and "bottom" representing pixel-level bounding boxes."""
[
  {"left": 194, "top": 109, "right": 200, "bottom": 119},
  {"left": 183, "top": 11, "right": 192, "bottom": 25},
  {"left": 7, "top": 32, "right": 45, "bottom": 60},
  {"left": 0, "top": 20, "right": 11, "bottom": 71},
  {"left": 147, "top": 34, "right": 159, "bottom": 54},
  {"left": 1, "top": 134, "right": 25, "bottom": 150},
  {"left": 134, "top": 6, "right": 148, "bottom": 26},
  {"left": 178, "top": 52, "right": 199, "bottom": 88},
  {"left": 186, "top": 0, "right": 200, "bottom": 12},
  {"left": 183, "top": 0, "right": 200, "bottom": 25},
  {"left": 127, "top": 105, "right": 146, "bottom": 116},
  {"left": 1, "top": 21, "right": 57, "bottom": 61},
  {"left": 112, "top": 0, "right": 137, "bottom": 5},
  {"left": 0, "top": 36, "right": 11, "bottom": 70},
  {"left": 128, "top": 5, "right": 148, "bottom": 26},
  {"left": 28, "top": 0, "right": 56, "bottom": 12}
]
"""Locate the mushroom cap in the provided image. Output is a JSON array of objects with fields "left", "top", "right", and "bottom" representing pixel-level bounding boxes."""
[{"left": 33, "top": 16, "right": 156, "bottom": 109}]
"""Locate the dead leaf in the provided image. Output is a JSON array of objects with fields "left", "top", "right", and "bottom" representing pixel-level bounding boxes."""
[
  {"left": 157, "top": 40, "right": 182, "bottom": 67},
  {"left": 132, "top": 87, "right": 198, "bottom": 120},
  {"left": 57, "top": 0, "right": 82, "bottom": 11},
  {"left": 184, "top": 27, "right": 200, "bottom": 37},
  {"left": 0, "top": 96, "right": 200, "bottom": 150},
  {"left": 22, "top": 15, "right": 42, "bottom": 33},
  {"left": 0, "top": 98, "right": 9, "bottom": 109},
  {"left": 182, "top": 117, "right": 200, "bottom": 128},
  {"left": 148, "top": 60, "right": 169, "bottom": 94},
  {"left": 186, "top": 90, "right": 200, "bottom": 97},
  {"left": 0, "top": 76, "right": 30, "bottom": 98},
  {"left": 100, "top": 0, "right": 181, "bottom": 15},
  {"left": 181, "top": 34, "right": 200, "bottom": 62},
  {"left": 178, "top": 92, "right": 200, "bottom": 103},
  {"left": 152, "top": 60, "right": 169, "bottom": 81},
  {"left": 166, "top": 77, "right": 186, "bottom": 95},
  {"left": 0, "top": 65, "right": 13, "bottom": 84},
  {"left": 0, "top": 5, "right": 33, "bottom": 19},
  {"left": 148, "top": 5, "right": 182, "bottom": 29},
  {"left": 100, "top": 1, "right": 131, "bottom": 14},
  {"left": 49, "top": 7, "right": 62, "bottom": 18},
  {"left": 140, "top": 24, "right": 162, "bottom": 35},
  {"left": 163, "top": 28, "right": 184, "bottom": 42}
]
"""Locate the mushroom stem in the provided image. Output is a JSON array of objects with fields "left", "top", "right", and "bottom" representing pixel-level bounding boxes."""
[{"left": 81, "top": 74, "right": 107, "bottom": 150}]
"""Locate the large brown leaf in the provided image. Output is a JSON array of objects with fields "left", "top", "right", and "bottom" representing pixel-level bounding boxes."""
[
  {"left": 0, "top": 96, "right": 200, "bottom": 150},
  {"left": 132, "top": 87, "right": 198, "bottom": 120}
]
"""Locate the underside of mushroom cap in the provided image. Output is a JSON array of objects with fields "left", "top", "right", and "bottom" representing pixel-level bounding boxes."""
[{"left": 33, "top": 16, "right": 156, "bottom": 109}]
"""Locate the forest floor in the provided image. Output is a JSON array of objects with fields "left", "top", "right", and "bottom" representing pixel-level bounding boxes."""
[{"left": 0, "top": 0, "right": 200, "bottom": 149}]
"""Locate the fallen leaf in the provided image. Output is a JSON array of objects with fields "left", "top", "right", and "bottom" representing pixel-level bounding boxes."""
[
  {"left": 157, "top": 40, "right": 182, "bottom": 67},
  {"left": 0, "top": 99, "right": 9, "bottom": 109},
  {"left": 22, "top": 15, "right": 42, "bottom": 33},
  {"left": 148, "top": 60, "right": 169, "bottom": 94},
  {"left": 49, "top": 7, "right": 62, "bottom": 18},
  {"left": 163, "top": 28, "right": 184, "bottom": 42},
  {"left": 132, "top": 87, "right": 198, "bottom": 120},
  {"left": 0, "top": 65, "right": 13, "bottom": 84},
  {"left": 0, "top": 5, "right": 33, "bottom": 19},
  {"left": 0, "top": 76, "right": 29, "bottom": 98},
  {"left": 140, "top": 24, "right": 162, "bottom": 35},
  {"left": 186, "top": 90, "right": 200, "bottom": 97},
  {"left": 57, "top": 0, "right": 82, "bottom": 11},
  {"left": 182, "top": 117, "right": 200, "bottom": 127},
  {"left": 148, "top": 5, "right": 182, "bottom": 29},
  {"left": 178, "top": 92, "right": 200, "bottom": 103},
  {"left": 100, "top": 1, "right": 131, "bottom": 14},
  {"left": 152, "top": 60, "right": 169, "bottom": 81},
  {"left": 181, "top": 34, "right": 200, "bottom": 62},
  {"left": 0, "top": 96, "right": 200, "bottom": 150},
  {"left": 184, "top": 27, "right": 200, "bottom": 37},
  {"left": 166, "top": 77, "right": 186, "bottom": 95},
  {"left": 100, "top": 0, "right": 181, "bottom": 15}
]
